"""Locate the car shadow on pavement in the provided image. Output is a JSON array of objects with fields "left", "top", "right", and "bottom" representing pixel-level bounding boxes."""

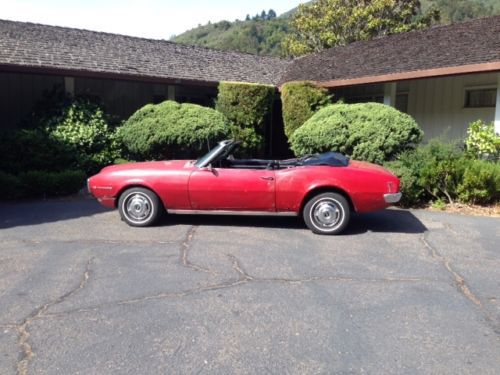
[
  {"left": 165, "top": 209, "right": 427, "bottom": 235},
  {"left": 0, "top": 198, "right": 110, "bottom": 229}
]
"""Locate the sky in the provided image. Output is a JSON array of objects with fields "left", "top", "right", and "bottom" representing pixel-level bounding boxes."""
[{"left": 0, "top": 0, "right": 305, "bottom": 39}]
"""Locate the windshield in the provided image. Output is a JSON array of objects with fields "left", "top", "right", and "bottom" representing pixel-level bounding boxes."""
[{"left": 195, "top": 142, "right": 227, "bottom": 168}]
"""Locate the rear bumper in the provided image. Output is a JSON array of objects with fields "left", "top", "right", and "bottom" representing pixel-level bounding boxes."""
[{"left": 384, "top": 192, "right": 402, "bottom": 204}]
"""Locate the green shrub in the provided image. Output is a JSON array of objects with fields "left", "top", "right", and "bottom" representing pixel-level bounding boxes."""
[
  {"left": 117, "top": 101, "right": 230, "bottom": 160},
  {"left": 215, "top": 82, "right": 275, "bottom": 155},
  {"left": 18, "top": 170, "right": 86, "bottom": 198},
  {"left": 465, "top": 120, "right": 500, "bottom": 161},
  {"left": 290, "top": 102, "right": 423, "bottom": 164},
  {"left": 43, "top": 99, "right": 120, "bottom": 174},
  {"left": 0, "top": 129, "right": 76, "bottom": 174},
  {"left": 0, "top": 171, "right": 23, "bottom": 200},
  {"left": 0, "top": 170, "right": 85, "bottom": 200},
  {"left": 385, "top": 141, "right": 500, "bottom": 206},
  {"left": 281, "top": 81, "right": 331, "bottom": 139},
  {"left": 457, "top": 160, "right": 500, "bottom": 204}
]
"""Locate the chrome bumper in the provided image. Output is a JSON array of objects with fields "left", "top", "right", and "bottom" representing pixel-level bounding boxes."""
[{"left": 384, "top": 192, "right": 402, "bottom": 204}]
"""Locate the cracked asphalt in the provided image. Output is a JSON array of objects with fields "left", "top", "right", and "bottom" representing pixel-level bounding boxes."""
[{"left": 0, "top": 199, "right": 499, "bottom": 374}]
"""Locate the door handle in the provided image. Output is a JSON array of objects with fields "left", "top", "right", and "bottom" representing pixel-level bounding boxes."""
[{"left": 260, "top": 176, "right": 274, "bottom": 181}]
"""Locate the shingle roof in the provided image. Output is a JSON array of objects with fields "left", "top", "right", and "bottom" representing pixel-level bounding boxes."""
[
  {"left": 1, "top": 16, "right": 499, "bottom": 88},
  {"left": 0, "top": 19, "right": 291, "bottom": 86},
  {"left": 280, "top": 16, "right": 500, "bottom": 86}
]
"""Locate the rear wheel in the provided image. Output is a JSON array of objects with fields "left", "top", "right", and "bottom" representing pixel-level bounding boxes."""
[
  {"left": 303, "top": 192, "right": 350, "bottom": 235},
  {"left": 118, "top": 187, "right": 162, "bottom": 227}
]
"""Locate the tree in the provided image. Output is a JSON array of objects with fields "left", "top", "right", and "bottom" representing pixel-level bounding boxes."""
[
  {"left": 261, "top": 10, "right": 267, "bottom": 20},
  {"left": 283, "top": 0, "right": 440, "bottom": 56},
  {"left": 245, "top": 14, "right": 251, "bottom": 21},
  {"left": 267, "top": 9, "right": 277, "bottom": 19}
]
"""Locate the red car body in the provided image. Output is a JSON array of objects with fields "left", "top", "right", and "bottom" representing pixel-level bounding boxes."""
[{"left": 88, "top": 140, "right": 401, "bottom": 234}]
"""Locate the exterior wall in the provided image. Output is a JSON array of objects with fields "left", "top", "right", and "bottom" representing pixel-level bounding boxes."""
[
  {"left": 406, "top": 73, "right": 496, "bottom": 140},
  {"left": 330, "top": 73, "right": 498, "bottom": 141},
  {"left": 0, "top": 72, "right": 64, "bottom": 130},
  {"left": 0, "top": 71, "right": 218, "bottom": 129}
]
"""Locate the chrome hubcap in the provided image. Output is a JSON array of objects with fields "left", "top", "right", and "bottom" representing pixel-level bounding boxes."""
[
  {"left": 125, "top": 193, "right": 152, "bottom": 222},
  {"left": 312, "top": 200, "right": 341, "bottom": 228}
]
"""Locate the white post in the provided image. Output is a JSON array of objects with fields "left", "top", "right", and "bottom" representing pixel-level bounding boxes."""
[
  {"left": 167, "top": 85, "right": 176, "bottom": 101},
  {"left": 383, "top": 82, "right": 397, "bottom": 107},
  {"left": 495, "top": 73, "right": 500, "bottom": 134},
  {"left": 64, "top": 76, "right": 75, "bottom": 97}
]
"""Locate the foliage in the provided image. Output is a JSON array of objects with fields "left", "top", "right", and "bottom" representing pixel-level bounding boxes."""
[
  {"left": 215, "top": 82, "right": 275, "bottom": 155},
  {"left": 290, "top": 103, "right": 423, "bottom": 164},
  {"left": 42, "top": 99, "right": 121, "bottom": 174},
  {"left": 281, "top": 81, "right": 331, "bottom": 139},
  {"left": 172, "top": 17, "right": 290, "bottom": 57},
  {"left": 283, "top": 0, "right": 440, "bottom": 56},
  {"left": 0, "top": 129, "right": 77, "bottom": 174},
  {"left": 385, "top": 141, "right": 500, "bottom": 206},
  {"left": 465, "top": 120, "right": 500, "bottom": 161},
  {"left": 0, "top": 170, "right": 86, "bottom": 200},
  {"left": 421, "top": 0, "right": 500, "bottom": 23},
  {"left": 117, "top": 100, "right": 230, "bottom": 160},
  {"left": 457, "top": 160, "right": 500, "bottom": 204}
]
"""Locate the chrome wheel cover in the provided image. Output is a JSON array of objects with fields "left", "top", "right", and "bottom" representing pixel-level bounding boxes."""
[
  {"left": 311, "top": 198, "right": 343, "bottom": 229},
  {"left": 123, "top": 193, "right": 153, "bottom": 223}
]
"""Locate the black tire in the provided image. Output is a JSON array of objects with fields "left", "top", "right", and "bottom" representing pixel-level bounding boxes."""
[
  {"left": 118, "top": 187, "right": 162, "bottom": 227},
  {"left": 303, "top": 192, "right": 351, "bottom": 235}
]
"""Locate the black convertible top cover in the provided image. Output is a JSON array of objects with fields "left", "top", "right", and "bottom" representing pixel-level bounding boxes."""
[{"left": 301, "top": 152, "right": 349, "bottom": 167}]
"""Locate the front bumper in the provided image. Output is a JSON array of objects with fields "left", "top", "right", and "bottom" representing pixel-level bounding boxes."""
[{"left": 384, "top": 192, "right": 402, "bottom": 204}]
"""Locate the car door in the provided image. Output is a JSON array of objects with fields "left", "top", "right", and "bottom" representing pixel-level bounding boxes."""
[{"left": 188, "top": 167, "right": 276, "bottom": 211}]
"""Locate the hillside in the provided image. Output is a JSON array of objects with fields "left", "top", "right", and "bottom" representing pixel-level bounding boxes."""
[{"left": 171, "top": 1, "right": 500, "bottom": 57}]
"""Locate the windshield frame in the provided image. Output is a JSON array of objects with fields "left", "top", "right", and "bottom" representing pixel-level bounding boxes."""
[{"left": 194, "top": 140, "right": 234, "bottom": 168}]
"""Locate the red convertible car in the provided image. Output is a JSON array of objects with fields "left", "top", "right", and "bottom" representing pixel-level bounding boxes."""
[{"left": 88, "top": 140, "right": 401, "bottom": 234}]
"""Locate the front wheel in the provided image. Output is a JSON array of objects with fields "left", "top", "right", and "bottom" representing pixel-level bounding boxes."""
[
  {"left": 303, "top": 192, "right": 351, "bottom": 235},
  {"left": 118, "top": 187, "right": 162, "bottom": 227}
]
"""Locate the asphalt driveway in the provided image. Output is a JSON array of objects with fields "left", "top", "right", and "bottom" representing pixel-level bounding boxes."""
[{"left": 0, "top": 198, "right": 499, "bottom": 374}]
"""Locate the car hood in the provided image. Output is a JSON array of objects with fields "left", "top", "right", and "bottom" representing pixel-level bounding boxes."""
[{"left": 100, "top": 160, "right": 192, "bottom": 173}]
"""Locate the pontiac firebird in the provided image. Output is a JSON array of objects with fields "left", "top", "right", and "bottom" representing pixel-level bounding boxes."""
[{"left": 88, "top": 140, "right": 401, "bottom": 234}]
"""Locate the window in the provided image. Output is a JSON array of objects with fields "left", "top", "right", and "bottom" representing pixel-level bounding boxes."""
[{"left": 464, "top": 88, "right": 497, "bottom": 108}]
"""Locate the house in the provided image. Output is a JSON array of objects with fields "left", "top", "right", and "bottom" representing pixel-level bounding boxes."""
[
  {"left": 281, "top": 15, "right": 500, "bottom": 140},
  {"left": 1, "top": 15, "right": 499, "bottom": 141}
]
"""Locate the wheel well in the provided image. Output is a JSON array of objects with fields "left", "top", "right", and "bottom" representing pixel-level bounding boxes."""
[{"left": 300, "top": 187, "right": 355, "bottom": 215}]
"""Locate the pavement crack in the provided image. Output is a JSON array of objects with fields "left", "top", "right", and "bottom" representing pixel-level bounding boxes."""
[
  {"left": 420, "top": 232, "right": 482, "bottom": 307},
  {"left": 180, "top": 226, "right": 217, "bottom": 275},
  {"left": 226, "top": 254, "right": 254, "bottom": 281},
  {"left": 38, "top": 273, "right": 435, "bottom": 320},
  {"left": 15, "top": 257, "right": 93, "bottom": 375}
]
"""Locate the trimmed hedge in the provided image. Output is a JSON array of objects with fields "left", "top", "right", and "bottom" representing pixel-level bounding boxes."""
[
  {"left": 290, "top": 102, "right": 423, "bottom": 164},
  {"left": 117, "top": 100, "right": 230, "bottom": 160},
  {"left": 215, "top": 81, "right": 275, "bottom": 155},
  {"left": 0, "top": 170, "right": 86, "bottom": 200},
  {"left": 280, "top": 81, "right": 331, "bottom": 139}
]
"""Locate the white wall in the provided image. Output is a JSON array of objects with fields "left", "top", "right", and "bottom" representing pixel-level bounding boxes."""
[{"left": 406, "top": 73, "right": 497, "bottom": 140}]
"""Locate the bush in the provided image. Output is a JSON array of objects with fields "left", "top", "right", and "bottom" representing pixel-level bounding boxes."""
[
  {"left": 457, "top": 160, "right": 500, "bottom": 204},
  {"left": 43, "top": 99, "right": 120, "bottom": 174},
  {"left": 117, "top": 101, "right": 230, "bottom": 160},
  {"left": 0, "top": 171, "right": 23, "bottom": 200},
  {"left": 385, "top": 141, "right": 500, "bottom": 206},
  {"left": 290, "top": 102, "right": 423, "bottom": 164},
  {"left": 0, "top": 129, "right": 77, "bottom": 174},
  {"left": 215, "top": 82, "right": 275, "bottom": 155},
  {"left": 281, "top": 81, "right": 331, "bottom": 139},
  {"left": 0, "top": 170, "right": 85, "bottom": 200},
  {"left": 465, "top": 120, "right": 500, "bottom": 161}
]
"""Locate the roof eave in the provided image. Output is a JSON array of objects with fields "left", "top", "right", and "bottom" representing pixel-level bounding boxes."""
[{"left": 316, "top": 61, "right": 500, "bottom": 88}]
